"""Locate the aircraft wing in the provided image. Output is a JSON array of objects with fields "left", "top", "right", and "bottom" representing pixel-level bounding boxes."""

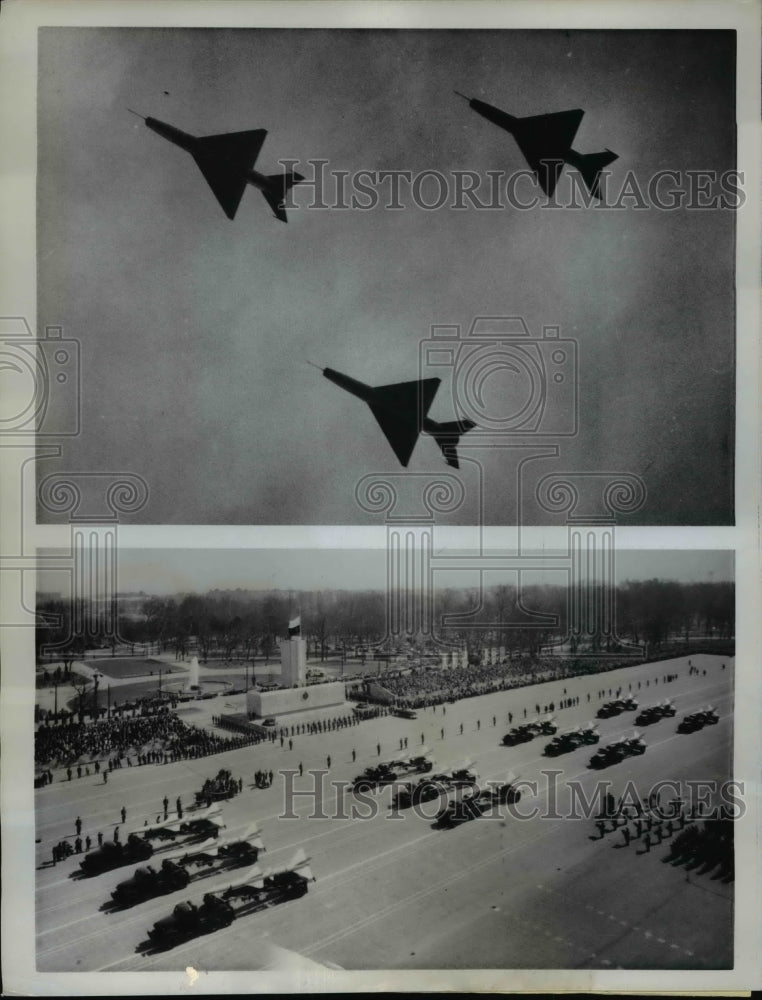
[
  {"left": 227, "top": 864, "right": 264, "bottom": 890},
  {"left": 511, "top": 109, "right": 584, "bottom": 197},
  {"left": 191, "top": 129, "right": 267, "bottom": 220},
  {"left": 240, "top": 822, "right": 262, "bottom": 842},
  {"left": 368, "top": 378, "right": 441, "bottom": 467},
  {"left": 268, "top": 848, "right": 312, "bottom": 879},
  {"left": 164, "top": 836, "right": 221, "bottom": 862}
]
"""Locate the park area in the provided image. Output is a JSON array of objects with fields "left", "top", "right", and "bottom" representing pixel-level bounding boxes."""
[{"left": 84, "top": 658, "right": 186, "bottom": 680}]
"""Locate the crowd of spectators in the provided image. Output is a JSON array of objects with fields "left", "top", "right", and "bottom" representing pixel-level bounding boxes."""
[
  {"left": 35, "top": 698, "right": 395, "bottom": 774},
  {"left": 371, "top": 652, "right": 672, "bottom": 709},
  {"left": 35, "top": 705, "right": 260, "bottom": 770}
]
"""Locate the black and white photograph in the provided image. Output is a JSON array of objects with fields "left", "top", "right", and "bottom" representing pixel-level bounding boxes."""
[
  {"left": 32, "top": 547, "right": 735, "bottom": 972},
  {"left": 0, "top": 0, "right": 760, "bottom": 995},
  {"left": 33, "top": 23, "right": 739, "bottom": 525}
]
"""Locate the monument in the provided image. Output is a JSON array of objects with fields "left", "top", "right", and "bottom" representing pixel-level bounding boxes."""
[
  {"left": 280, "top": 635, "right": 307, "bottom": 687},
  {"left": 246, "top": 615, "right": 346, "bottom": 722}
]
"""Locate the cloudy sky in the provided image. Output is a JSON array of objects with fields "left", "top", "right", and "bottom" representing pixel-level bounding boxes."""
[
  {"left": 38, "top": 548, "right": 734, "bottom": 598},
  {"left": 37, "top": 28, "right": 736, "bottom": 525}
]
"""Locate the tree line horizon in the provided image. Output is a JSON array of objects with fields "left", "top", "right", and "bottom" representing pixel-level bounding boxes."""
[{"left": 37, "top": 578, "right": 734, "bottom": 663}]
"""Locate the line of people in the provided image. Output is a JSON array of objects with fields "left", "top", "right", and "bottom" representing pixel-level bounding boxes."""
[{"left": 593, "top": 794, "right": 733, "bottom": 879}]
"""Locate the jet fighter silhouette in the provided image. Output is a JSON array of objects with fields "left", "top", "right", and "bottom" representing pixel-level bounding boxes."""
[
  {"left": 455, "top": 92, "right": 617, "bottom": 199},
  {"left": 128, "top": 110, "right": 303, "bottom": 221},
  {"left": 317, "top": 366, "right": 475, "bottom": 469}
]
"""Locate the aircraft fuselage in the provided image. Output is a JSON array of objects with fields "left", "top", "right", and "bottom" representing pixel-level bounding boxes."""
[
  {"left": 144, "top": 117, "right": 270, "bottom": 193},
  {"left": 322, "top": 368, "right": 440, "bottom": 435}
]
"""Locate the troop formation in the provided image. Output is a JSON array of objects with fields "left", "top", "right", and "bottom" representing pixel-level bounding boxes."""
[{"left": 593, "top": 792, "right": 734, "bottom": 883}]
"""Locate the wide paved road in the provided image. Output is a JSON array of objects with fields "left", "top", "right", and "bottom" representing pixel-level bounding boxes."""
[{"left": 36, "top": 653, "right": 733, "bottom": 971}]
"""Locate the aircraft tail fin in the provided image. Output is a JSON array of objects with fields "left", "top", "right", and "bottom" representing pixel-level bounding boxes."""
[
  {"left": 262, "top": 171, "right": 304, "bottom": 223},
  {"left": 576, "top": 148, "right": 618, "bottom": 199},
  {"left": 428, "top": 419, "right": 476, "bottom": 469}
]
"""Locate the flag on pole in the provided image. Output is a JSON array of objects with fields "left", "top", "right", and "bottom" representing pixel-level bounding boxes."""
[{"left": 288, "top": 615, "right": 301, "bottom": 637}]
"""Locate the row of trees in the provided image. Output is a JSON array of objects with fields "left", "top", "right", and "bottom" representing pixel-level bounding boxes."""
[{"left": 36, "top": 578, "right": 733, "bottom": 664}]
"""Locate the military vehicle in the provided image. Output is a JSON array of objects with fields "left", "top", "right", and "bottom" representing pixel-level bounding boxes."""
[
  {"left": 543, "top": 723, "right": 599, "bottom": 757},
  {"left": 110, "top": 859, "right": 190, "bottom": 905},
  {"left": 172, "top": 823, "right": 264, "bottom": 869},
  {"left": 390, "top": 779, "right": 448, "bottom": 810},
  {"left": 434, "top": 790, "right": 495, "bottom": 827},
  {"left": 146, "top": 892, "right": 236, "bottom": 948},
  {"left": 597, "top": 696, "right": 637, "bottom": 719},
  {"left": 220, "top": 850, "right": 314, "bottom": 906},
  {"left": 677, "top": 712, "right": 707, "bottom": 733},
  {"left": 194, "top": 768, "right": 240, "bottom": 806},
  {"left": 79, "top": 833, "right": 153, "bottom": 876},
  {"left": 588, "top": 733, "right": 645, "bottom": 769},
  {"left": 433, "top": 772, "right": 521, "bottom": 826},
  {"left": 502, "top": 724, "right": 536, "bottom": 746},
  {"left": 503, "top": 715, "right": 556, "bottom": 746},
  {"left": 695, "top": 705, "right": 719, "bottom": 725},
  {"left": 352, "top": 747, "right": 433, "bottom": 792},
  {"left": 635, "top": 699, "right": 676, "bottom": 726},
  {"left": 428, "top": 758, "right": 479, "bottom": 788}
]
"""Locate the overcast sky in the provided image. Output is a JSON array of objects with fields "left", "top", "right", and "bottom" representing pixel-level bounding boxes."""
[
  {"left": 37, "top": 28, "right": 735, "bottom": 525},
  {"left": 38, "top": 548, "right": 733, "bottom": 598}
]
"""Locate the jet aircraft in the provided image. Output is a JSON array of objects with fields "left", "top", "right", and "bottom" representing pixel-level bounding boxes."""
[
  {"left": 317, "top": 366, "right": 476, "bottom": 469},
  {"left": 128, "top": 110, "right": 303, "bottom": 221},
  {"left": 454, "top": 92, "right": 618, "bottom": 199}
]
